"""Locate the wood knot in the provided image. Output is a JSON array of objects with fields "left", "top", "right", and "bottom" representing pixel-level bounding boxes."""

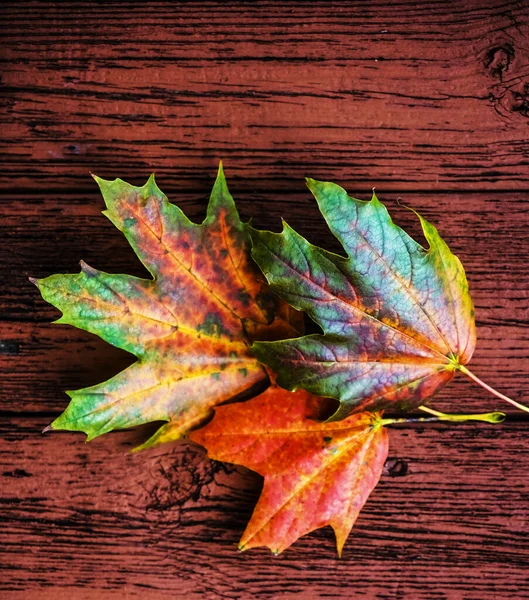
[
  {"left": 384, "top": 457, "right": 408, "bottom": 477},
  {"left": 485, "top": 44, "right": 515, "bottom": 81},
  {"left": 484, "top": 42, "right": 529, "bottom": 120},
  {"left": 505, "top": 82, "right": 529, "bottom": 118},
  {"left": 143, "top": 445, "right": 215, "bottom": 513},
  {"left": 136, "top": 442, "right": 237, "bottom": 526}
]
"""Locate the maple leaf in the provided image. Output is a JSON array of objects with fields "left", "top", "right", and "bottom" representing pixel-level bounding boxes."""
[
  {"left": 34, "top": 164, "right": 301, "bottom": 448},
  {"left": 190, "top": 385, "right": 388, "bottom": 555},
  {"left": 250, "top": 180, "right": 480, "bottom": 417}
]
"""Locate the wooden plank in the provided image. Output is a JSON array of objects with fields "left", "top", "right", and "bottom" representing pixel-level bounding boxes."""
[
  {"left": 2, "top": 190, "right": 528, "bottom": 415},
  {"left": 1, "top": 418, "right": 529, "bottom": 599},
  {"left": 1, "top": 1, "right": 529, "bottom": 191},
  {"left": 2, "top": 3, "right": 529, "bottom": 598}
]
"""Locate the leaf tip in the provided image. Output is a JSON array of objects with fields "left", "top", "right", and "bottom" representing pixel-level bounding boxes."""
[
  {"left": 28, "top": 276, "right": 39, "bottom": 288},
  {"left": 305, "top": 177, "right": 320, "bottom": 193},
  {"left": 92, "top": 173, "right": 120, "bottom": 206},
  {"left": 211, "top": 161, "right": 227, "bottom": 197},
  {"left": 280, "top": 217, "right": 290, "bottom": 232},
  {"left": 208, "top": 161, "right": 236, "bottom": 219},
  {"left": 333, "top": 526, "right": 348, "bottom": 558},
  {"left": 488, "top": 411, "right": 506, "bottom": 424},
  {"left": 79, "top": 260, "right": 97, "bottom": 276},
  {"left": 42, "top": 424, "right": 53, "bottom": 434},
  {"left": 90, "top": 172, "right": 105, "bottom": 187}
]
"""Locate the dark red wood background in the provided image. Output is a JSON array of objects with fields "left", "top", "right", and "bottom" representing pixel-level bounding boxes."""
[{"left": 2, "top": 2, "right": 529, "bottom": 598}]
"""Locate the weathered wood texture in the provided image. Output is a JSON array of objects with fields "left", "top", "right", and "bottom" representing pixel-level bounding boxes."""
[
  {"left": 2, "top": 1, "right": 529, "bottom": 599},
  {"left": 2, "top": 1, "right": 529, "bottom": 192},
  {"left": 2, "top": 420, "right": 529, "bottom": 600}
]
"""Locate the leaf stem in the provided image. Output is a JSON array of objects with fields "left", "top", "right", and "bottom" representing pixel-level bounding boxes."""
[
  {"left": 379, "top": 406, "right": 505, "bottom": 427},
  {"left": 418, "top": 405, "right": 505, "bottom": 423},
  {"left": 459, "top": 365, "right": 529, "bottom": 413},
  {"left": 378, "top": 415, "right": 440, "bottom": 426}
]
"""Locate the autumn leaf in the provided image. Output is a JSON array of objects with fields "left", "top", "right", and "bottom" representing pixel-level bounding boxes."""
[
  {"left": 190, "top": 385, "right": 388, "bottom": 555},
  {"left": 250, "top": 179, "right": 480, "bottom": 418},
  {"left": 33, "top": 164, "right": 301, "bottom": 448}
]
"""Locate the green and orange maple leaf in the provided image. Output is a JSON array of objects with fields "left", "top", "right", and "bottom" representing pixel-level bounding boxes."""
[
  {"left": 251, "top": 178, "right": 524, "bottom": 418},
  {"left": 33, "top": 164, "right": 301, "bottom": 448},
  {"left": 190, "top": 384, "right": 388, "bottom": 556}
]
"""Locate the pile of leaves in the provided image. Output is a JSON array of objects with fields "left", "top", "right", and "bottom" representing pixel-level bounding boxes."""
[{"left": 34, "top": 163, "right": 524, "bottom": 555}]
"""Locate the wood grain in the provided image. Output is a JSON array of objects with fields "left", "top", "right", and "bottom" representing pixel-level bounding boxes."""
[
  {"left": 2, "top": 1, "right": 529, "bottom": 598},
  {"left": 1, "top": 1, "right": 529, "bottom": 192},
  {"left": 2, "top": 419, "right": 529, "bottom": 599}
]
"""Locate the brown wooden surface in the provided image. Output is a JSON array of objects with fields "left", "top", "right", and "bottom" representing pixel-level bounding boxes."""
[{"left": 2, "top": 2, "right": 529, "bottom": 599}]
